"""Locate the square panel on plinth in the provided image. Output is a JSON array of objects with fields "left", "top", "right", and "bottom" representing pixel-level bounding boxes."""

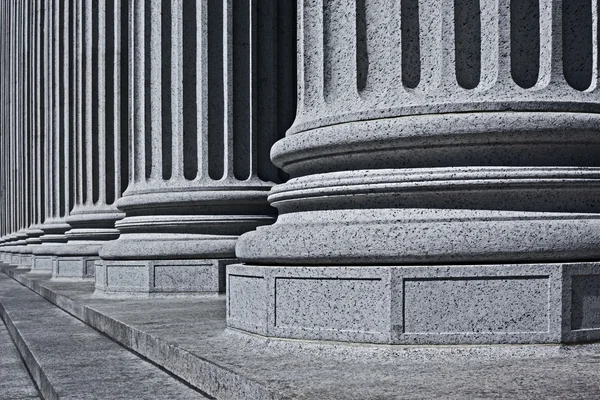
[
  {"left": 95, "top": 259, "right": 234, "bottom": 296},
  {"left": 53, "top": 256, "right": 97, "bottom": 280}
]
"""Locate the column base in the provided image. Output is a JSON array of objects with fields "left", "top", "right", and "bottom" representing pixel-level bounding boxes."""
[
  {"left": 16, "top": 252, "right": 33, "bottom": 269},
  {"left": 51, "top": 243, "right": 104, "bottom": 280},
  {"left": 95, "top": 258, "right": 233, "bottom": 297},
  {"left": 53, "top": 256, "right": 98, "bottom": 280},
  {"left": 227, "top": 262, "right": 600, "bottom": 345},
  {"left": 31, "top": 255, "right": 55, "bottom": 271},
  {"left": 5, "top": 247, "right": 27, "bottom": 267}
]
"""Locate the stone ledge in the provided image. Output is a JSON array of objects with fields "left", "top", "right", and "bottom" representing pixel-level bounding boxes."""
[
  {"left": 6, "top": 263, "right": 600, "bottom": 399},
  {"left": 0, "top": 272, "right": 208, "bottom": 400}
]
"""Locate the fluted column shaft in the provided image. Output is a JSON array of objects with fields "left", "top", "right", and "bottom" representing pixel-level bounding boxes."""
[
  {"left": 0, "top": 1, "right": 43, "bottom": 264},
  {"left": 53, "top": 0, "right": 128, "bottom": 279},
  {"left": 0, "top": 2, "right": 7, "bottom": 251},
  {"left": 230, "top": 0, "right": 600, "bottom": 345},
  {"left": 97, "top": 0, "right": 296, "bottom": 295},
  {"left": 2, "top": 0, "right": 28, "bottom": 265},
  {"left": 30, "top": 0, "right": 74, "bottom": 271},
  {"left": 26, "top": 0, "right": 46, "bottom": 246}
]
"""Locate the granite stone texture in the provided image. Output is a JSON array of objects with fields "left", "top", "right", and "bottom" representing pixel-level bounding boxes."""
[
  {"left": 95, "top": 0, "right": 296, "bottom": 294},
  {"left": 0, "top": 272, "right": 208, "bottom": 399},
  {"left": 7, "top": 265, "right": 600, "bottom": 399},
  {"left": 0, "top": 315, "right": 41, "bottom": 399},
  {"left": 231, "top": 0, "right": 600, "bottom": 344},
  {"left": 228, "top": 262, "right": 600, "bottom": 345},
  {"left": 95, "top": 258, "right": 231, "bottom": 295}
]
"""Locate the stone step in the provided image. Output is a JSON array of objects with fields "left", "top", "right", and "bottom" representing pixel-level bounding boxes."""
[
  {"left": 7, "top": 264, "right": 600, "bottom": 400},
  {"left": 0, "top": 317, "right": 41, "bottom": 399},
  {"left": 0, "top": 272, "right": 210, "bottom": 400}
]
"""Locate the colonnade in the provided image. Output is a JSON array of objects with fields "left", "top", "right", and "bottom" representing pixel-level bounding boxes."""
[{"left": 2, "top": 0, "right": 600, "bottom": 345}]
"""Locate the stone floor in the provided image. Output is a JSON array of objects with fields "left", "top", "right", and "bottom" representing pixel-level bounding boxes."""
[{"left": 3, "top": 263, "right": 600, "bottom": 399}]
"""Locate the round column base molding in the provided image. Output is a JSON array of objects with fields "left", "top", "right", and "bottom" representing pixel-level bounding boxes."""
[
  {"left": 65, "top": 228, "right": 120, "bottom": 242},
  {"left": 95, "top": 258, "right": 235, "bottom": 297},
  {"left": 99, "top": 233, "right": 239, "bottom": 260},
  {"left": 275, "top": 112, "right": 600, "bottom": 176},
  {"left": 237, "top": 209, "right": 600, "bottom": 265},
  {"left": 23, "top": 226, "right": 45, "bottom": 238},
  {"left": 227, "top": 262, "right": 600, "bottom": 345},
  {"left": 66, "top": 207, "right": 125, "bottom": 230},
  {"left": 38, "top": 219, "right": 71, "bottom": 235}
]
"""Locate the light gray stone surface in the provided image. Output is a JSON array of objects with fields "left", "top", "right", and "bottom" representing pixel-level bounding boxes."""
[
  {"left": 95, "top": 258, "right": 231, "bottom": 295},
  {"left": 0, "top": 317, "right": 41, "bottom": 399},
  {"left": 0, "top": 271, "right": 208, "bottom": 400},
  {"left": 6, "top": 264, "right": 600, "bottom": 400},
  {"left": 232, "top": 0, "right": 600, "bottom": 344},
  {"left": 228, "top": 262, "right": 600, "bottom": 344},
  {"left": 97, "top": 0, "right": 296, "bottom": 294}
]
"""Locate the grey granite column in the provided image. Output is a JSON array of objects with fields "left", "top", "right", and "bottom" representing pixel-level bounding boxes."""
[
  {"left": 24, "top": 0, "right": 46, "bottom": 249},
  {"left": 97, "top": 0, "right": 296, "bottom": 295},
  {"left": 0, "top": 2, "right": 9, "bottom": 260},
  {"left": 17, "top": 0, "right": 42, "bottom": 267},
  {"left": 5, "top": 0, "right": 26, "bottom": 266},
  {"left": 31, "top": 0, "right": 73, "bottom": 271},
  {"left": 0, "top": 2, "right": 12, "bottom": 259},
  {"left": 229, "top": 0, "right": 600, "bottom": 345},
  {"left": 53, "top": 0, "right": 127, "bottom": 280}
]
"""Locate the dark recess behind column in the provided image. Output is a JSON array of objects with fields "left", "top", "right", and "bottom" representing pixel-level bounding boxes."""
[{"left": 105, "top": 0, "right": 115, "bottom": 204}]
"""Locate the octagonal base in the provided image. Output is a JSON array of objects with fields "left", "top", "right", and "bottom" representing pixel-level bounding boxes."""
[{"left": 227, "top": 262, "right": 600, "bottom": 345}]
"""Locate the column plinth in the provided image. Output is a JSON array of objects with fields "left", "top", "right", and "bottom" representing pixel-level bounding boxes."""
[{"left": 229, "top": 0, "right": 600, "bottom": 344}]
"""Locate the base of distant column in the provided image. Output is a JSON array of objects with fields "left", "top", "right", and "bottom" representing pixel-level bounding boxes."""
[
  {"left": 94, "top": 258, "right": 233, "bottom": 297},
  {"left": 53, "top": 244, "right": 102, "bottom": 279}
]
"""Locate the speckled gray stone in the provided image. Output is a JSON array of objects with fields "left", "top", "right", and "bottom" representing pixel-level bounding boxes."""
[
  {"left": 0, "top": 272, "right": 208, "bottom": 399},
  {"left": 228, "top": 262, "right": 600, "bottom": 345},
  {"left": 95, "top": 258, "right": 231, "bottom": 295},
  {"left": 232, "top": 0, "right": 600, "bottom": 344},
  {"left": 8, "top": 264, "right": 600, "bottom": 400},
  {"left": 96, "top": 0, "right": 295, "bottom": 295},
  {"left": 0, "top": 314, "right": 41, "bottom": 399}
]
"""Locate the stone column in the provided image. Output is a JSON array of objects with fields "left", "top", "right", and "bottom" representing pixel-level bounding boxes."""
[
  {"left": 0, "top": 1, "right": 8, "bottom": 259},
  {"left": 16, "top": 0, "right": 42, "bottom": 267},
  {"left": 230, "top": 0, "right": 600, "bottom": 345},
  {"left": 97, "top": 0, "right": 296, "bottom": 295},
  {"left": 5, "top": 0, "right": 26, "bottom": 266},
  {"left": 24, "top": 0, "right": 46, "bottom": 249},
  {"left": 53, "top": 0, "right": 128, "bottom": 280},
  {"left": 31, "top": 0, "right": 73, "bottom": 271}
]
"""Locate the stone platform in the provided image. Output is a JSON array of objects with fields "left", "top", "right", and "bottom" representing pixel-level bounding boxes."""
[{"left": 4, "top": 263, "right": 600, "bottom": 399}]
